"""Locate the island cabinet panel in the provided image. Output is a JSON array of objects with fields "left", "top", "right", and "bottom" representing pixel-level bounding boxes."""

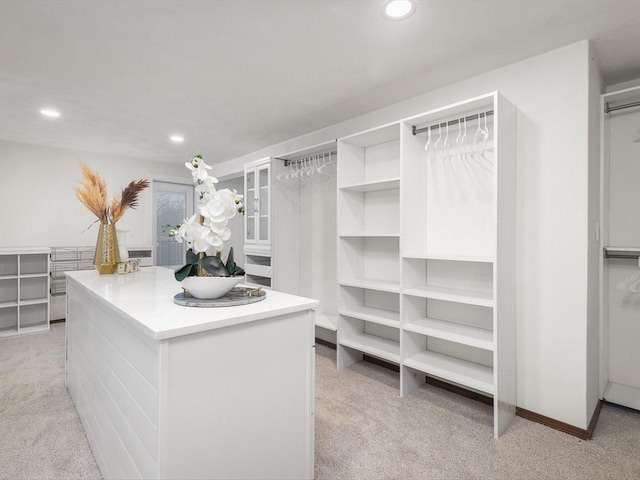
[
  {"left": 65, "top": 267, "right": 317, "bottom": 480},
  {"left": 163, "top": 311, "right": 314, "bottom": 480},
  {"left": 67, "top": 283, "right": 160, "bottom": 479}
]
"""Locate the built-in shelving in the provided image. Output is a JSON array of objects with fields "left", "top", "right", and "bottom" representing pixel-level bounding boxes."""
[
  {"left": 334, "top": 92, "right": 516, "bottom": 438},
  {"left": 404, "top": 350, "right": 494, "bottom": 394},
  {"left": 338, "top": 233, "right": 400, "bottom": 238},
  {"left": 341, "top": 332, "right": 400, "bottom": 364},
  {"left": 404, "top": 254, "right": 494, "bottom": 263},
  {"left": 404, "top": 317, "right": 493, "bottom": 351},
  {"left": 0, "top": 248, "right": 50, "bottom": 337},
  {"left": 336, "top": 123, "right": 402, "bottom": 371},
  {"left": 403, "top": 286, "right": 494, "bottom": 307},
  {"left": 339, "top": 178, "right": 400, "bottom": 192},
  {"left": 339, "top": 279, "right": 400, "bottom": 294}
]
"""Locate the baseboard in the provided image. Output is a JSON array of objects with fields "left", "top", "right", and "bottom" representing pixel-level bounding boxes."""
[
  {"left": 587, "top": 399, "right": 604, "bottom": 438},
  {"left": 50, "top": 319, "right": 66, "bottom": 324},
  {"left": 363, "top": 354, "right": 400, "bottom": 372},
  {"left": 315, "top": 338, "right": 336, "bottom": 349},
  {"left": 516, "top": 399, "right": 603, "bottom": 440},
  {"left": 425, "top": 376, "right": 494, "bottom": 406}
]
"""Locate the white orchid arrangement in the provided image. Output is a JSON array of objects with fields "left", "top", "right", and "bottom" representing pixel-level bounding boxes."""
[{"left": 169, "top": 155, "right": 245, "bottom": 280}]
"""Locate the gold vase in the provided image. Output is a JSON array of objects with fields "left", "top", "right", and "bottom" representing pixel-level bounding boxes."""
[{"left": 94, "top": 223, "right": 120, "bottom": 274}]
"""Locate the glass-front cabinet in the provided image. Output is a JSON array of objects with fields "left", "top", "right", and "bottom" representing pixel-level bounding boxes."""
[{"left": 244, "top": 158, "right": 271, "bottom": 247}]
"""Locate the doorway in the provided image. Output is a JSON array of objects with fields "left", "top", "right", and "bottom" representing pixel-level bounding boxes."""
[{"left": 153, "top": 181, "right": 194, "bottom": 267}]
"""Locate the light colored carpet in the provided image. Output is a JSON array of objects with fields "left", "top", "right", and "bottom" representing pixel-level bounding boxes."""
[
  {"left": 314, "top": 345, "right": 640, "bottom": 480},
  {"left": 0, "top": 323, "right": 100, "bottom": 480},
  {"left": 2, "top": 324, "right": 640, "bottom": 479}
]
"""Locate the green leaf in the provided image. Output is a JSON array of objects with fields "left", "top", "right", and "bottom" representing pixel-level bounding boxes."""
[
  {"left": 174, "top": 263, "right": 196, "bottom": 281},
  {"left": 225, "top": 248, "right": 236, "bottom": 275},
  {"left": 200, "top": 255, "right": 229, "bottom": 276},
  {"left": 233, "top": 265, "right": 245, "bottom": 276},
  {"left": 186, "top": 249, "right": 198, "bottom": 264}
]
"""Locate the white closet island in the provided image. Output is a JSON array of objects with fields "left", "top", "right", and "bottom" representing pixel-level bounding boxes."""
[{"left": 65, "top": 267, "right": 318, "bottom": 480}]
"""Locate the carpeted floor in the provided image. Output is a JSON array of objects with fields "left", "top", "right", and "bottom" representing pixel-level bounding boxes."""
[
  {"left": 1, "top": 324, "right": 640, "bottom": 479},
  {"left": 0, "top": 323, "right": 100, "bottom": 480}
]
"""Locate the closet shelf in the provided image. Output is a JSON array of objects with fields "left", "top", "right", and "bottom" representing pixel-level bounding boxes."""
[
  {"left": 19, "top": 298, "right": 49, "bottom": 306},
  {"left": 17, "top": 324, "right": 48, "bottom": 335},
  {"left": 20, "top": 273, "right": 49, "bottom": 279},
  {"left": 339, "top": 233, "right": 400, "bottom": 238},
  {"left": 0, "top": 328, "right": 19, "bottom": 338},
  {"left": 404, "top": 317, "right": 494, "bottom": 351},
  {"left": 339, "top": 178, "right": 400, "bottom": 192},
  {"left": 0, "top": 301, "right": 18, "bottom": 309},
  {"left": 340, "top": 305, "right": 399, "bottom": 328},
  {"left": 339, "top": 278, "right": 401, "bottom": 294},
  {"left": 403, "top": 253, "right": 494, "bottom": 263},
  {"left": 315, "top": 312, "right": 338, "bottom": 331},
  {"left": 403, "top": 285, "right": 494, "bottom": 307},
  {"left": 340, "top": 332, "right": 400, "bottom": 364},
  {"left": 404, "top": 351, "right": 494, "bottom": 394},
  {"left": 0, "top": 275, "right": 18, "bottom": 280}
]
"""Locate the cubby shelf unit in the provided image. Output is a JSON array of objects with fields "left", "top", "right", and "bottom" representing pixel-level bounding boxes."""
[
  {"left": 0, "top": 247, "right": 50, "bottom": 338},
  {"left": 336, "top": 92, "right": 516, "bottom": 437},
  {"left": 336, "top": 122, "right": 402, "bottom": 371}
]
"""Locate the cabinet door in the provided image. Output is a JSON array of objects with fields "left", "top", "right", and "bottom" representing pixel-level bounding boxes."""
[
  {"left": 245, "top": 169, "right": 257, "bottom": 243},
  {"left": 256, "top": 164, "right": 271, "bottom": 244}
]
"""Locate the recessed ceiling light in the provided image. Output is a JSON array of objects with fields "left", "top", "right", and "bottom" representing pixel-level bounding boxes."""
[
  {"left": 40, "top": 108, "right": 60, "bottom": 118},
  {"left": 383, "top": 0, "right": 416, "bottom": 20},
  {"left": 170, "top": 135, "right": 184, "bottom": 143}
]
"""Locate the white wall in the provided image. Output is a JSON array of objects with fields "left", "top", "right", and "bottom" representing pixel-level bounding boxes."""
[
  {"left": 215, "top": 41, "right": 598, "bottom": 429},
  {"left": 0, "top": 140, "right": 189, "bottom": 248},
  {"left": 215, "top": 176, "right": 244, "bottom": 268}
]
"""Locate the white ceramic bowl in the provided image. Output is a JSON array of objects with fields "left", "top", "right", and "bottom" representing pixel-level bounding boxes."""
[{"left": 181, "top": 276, "right": 244, "bottom": 299}]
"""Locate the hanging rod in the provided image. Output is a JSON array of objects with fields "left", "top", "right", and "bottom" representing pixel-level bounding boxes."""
[
  {"left": 605, "top": 101, "right": 640, "bottom": 114},
  {"left": 604, "top": 246, "right": 640, "bottom": 259},
  {"left": 412, "top": 110, "right": 494, "bottom": 136},
  {"left": 275, "top": 151, "right": 337, "bottom": 167}
]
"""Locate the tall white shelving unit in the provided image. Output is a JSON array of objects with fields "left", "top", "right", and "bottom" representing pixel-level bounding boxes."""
[
  {"left": 0, "top": 247, "right": 50, "bottom": 337},
  {"left": 336, "top": 92, "right": 516, "bottom": 437},
  {"left": 336, "top": 123, "right": 402, "bottom": 367},
  {"left": 244, "top": 157, "right": 273, "bottom": 288}
]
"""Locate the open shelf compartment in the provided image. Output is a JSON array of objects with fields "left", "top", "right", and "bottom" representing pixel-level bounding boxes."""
[
  {"left": 403, "top": 331, "right": 494, "bottom": 394},
  {"left": 403, "top": 258, "right": 493, "bottom": 307},
  {"left": 403, "top": 294, "right": 493, "bottom": 351},
  {"left": 0, "top": 255, "right": 18, "bottom": 278},
  {"left": 20, "top": 254, "right": 49, "bottom": 275},
  {"left": 339, "top": 285, "right": 399, "bottom": 328},
  {"left": 19, "top": 303, "right": 48, "bottom": 330},
  {"left": 0, "top": 306, "right": 18, "bottom": 336}
]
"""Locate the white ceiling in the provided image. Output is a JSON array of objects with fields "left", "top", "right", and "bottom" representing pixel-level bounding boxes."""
[{"left": 1, "top": 0, "right": 640, "bottom": 165}]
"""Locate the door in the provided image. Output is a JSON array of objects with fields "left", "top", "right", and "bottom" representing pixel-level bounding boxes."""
[
  {"left": 245, "top": 169, "right": 257, "bottom": 243},
  {"left": 153, "top": 181, "right": 195, "bottom": 267},
  {"left": 257, "top": 163, "right": 271, "bottom": 244}
]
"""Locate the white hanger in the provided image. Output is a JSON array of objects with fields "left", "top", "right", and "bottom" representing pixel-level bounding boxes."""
[
  {"left": 433, "top": 124, "right": 442, "bottom": 159},
  {"left": 424, "top": 126, "right": 431, "bottom": 152},
  {"left": 443, "top": 122, "right": 450, "bottom": 160}
]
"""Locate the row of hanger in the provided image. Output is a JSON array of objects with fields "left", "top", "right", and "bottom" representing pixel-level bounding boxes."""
[
  {"left": 276, "top": 152, "right": 336, "bottom": 182},
  {"left": 423, "top": 112, "right": 492, "bottom": 162},
  {"left": 616, "top": 257, "right": 640, "bottom": 292}
]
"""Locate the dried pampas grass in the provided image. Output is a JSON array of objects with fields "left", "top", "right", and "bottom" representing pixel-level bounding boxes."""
[
  {"left": 111, "top": 178, "right": 150, "bottom": 223},
  {"left": 74, "top": 161, "right": 149, "bottom": 224}
]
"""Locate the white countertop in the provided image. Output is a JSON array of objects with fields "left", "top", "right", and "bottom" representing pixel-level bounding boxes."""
[{"left": 66, "top": 267, "right": 319, "bottom": 341}]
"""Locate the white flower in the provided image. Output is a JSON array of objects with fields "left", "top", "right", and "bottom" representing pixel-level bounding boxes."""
[
  {"left": 185, "top": 156, "right": 217, "bottom": 183},
  {"left": 171, "top": 156, "right": 246, "bottom": 255}
]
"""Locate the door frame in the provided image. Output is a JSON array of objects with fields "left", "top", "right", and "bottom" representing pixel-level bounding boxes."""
[{"left": 148, "top": 174, "right": 195, "bottom": 266}]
